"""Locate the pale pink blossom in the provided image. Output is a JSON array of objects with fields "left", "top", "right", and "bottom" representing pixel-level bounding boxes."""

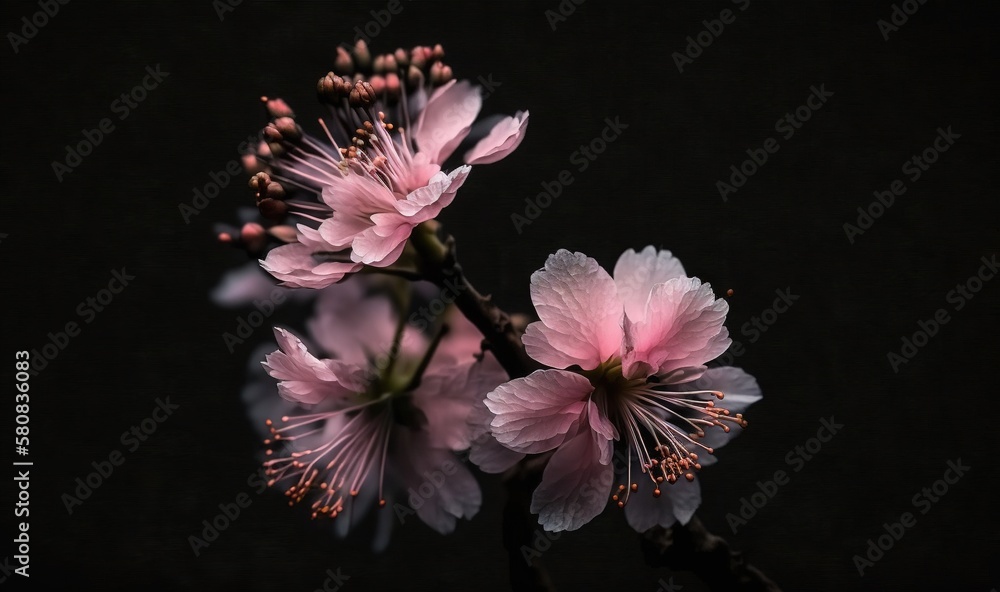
[
  {"left": 482, "top": 248, "right": 761, "bottom": 532},
  {"left": 248, "top": 278, "right": 507, "bottom": 547},
  {"left": 249, "top": 43, "right": 528, "bottom": 288}
]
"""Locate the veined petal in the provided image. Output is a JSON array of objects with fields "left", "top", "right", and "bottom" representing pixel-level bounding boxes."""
[
  {"left": 413, "top": 79, "right": 482, "bottom": 164},
  {"left": 392, "top": 166, "right": 470, "bottom": 219},
  {"left": 262, "top": 328, "right": 366, "bottom": 405},
  {"left": 350, "top": 224, "right": 412, "bottom": 267},
  {"left": 522, "top": 250, "right": 624, "bottom": 371},
  {"left": 614, "top": 246, "right": 686, "bottom": 322},
  {"left": 260, "top": 243, "right": 360, "bottom": 289},
  {"left": 464, "top": 110, "right": 529, "bottom": 165},
  {"left": 531, "top": 429, "right": 614, "bottom": 532},
  {"left": 677, "top": 366, "right": 761, "bottom": 465},
  {"left": 622, "top": 460, "right": 701, "bottom": 532},
  {"left": 623, "top": 277, "right": 731, "bottom": 378},
  {"left": 485, "top": 369, "right": 593, "bottom": 454}
]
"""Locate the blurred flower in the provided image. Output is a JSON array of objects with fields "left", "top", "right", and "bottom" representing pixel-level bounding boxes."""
[
  {"left": 243, "top": 42, "right": 528, "bottom": 288},
  {"left": 481, "top": 247, "right": 761, "bottom": 532},
  {"left": 246, "top": 278, "right": 506, "bottom": 549}
]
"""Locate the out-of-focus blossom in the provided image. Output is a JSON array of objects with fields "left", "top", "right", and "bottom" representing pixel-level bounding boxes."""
[{"left": 246, "top": 278, "right": 507, "bottom": 549}]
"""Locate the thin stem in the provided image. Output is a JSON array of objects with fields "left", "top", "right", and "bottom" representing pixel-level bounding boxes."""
[{"left": 409, "top": 222, "right": 538, "bottom": 380}]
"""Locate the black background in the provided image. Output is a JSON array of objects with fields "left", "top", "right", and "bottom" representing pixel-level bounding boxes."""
[{"left": 4, "top": 1, "right": 998, "bottom": 590}]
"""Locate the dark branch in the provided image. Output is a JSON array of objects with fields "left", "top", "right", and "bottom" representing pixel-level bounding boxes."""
[{"left": 640, "top": 517, "right": 782, "bottom": 591}]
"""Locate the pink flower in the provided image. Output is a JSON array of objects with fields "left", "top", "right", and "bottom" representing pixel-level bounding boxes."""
[
  {"left": 482, "top": 248, "right": 761, "bottom": 532},
  {"left": 249, "top": 43, "right": 529, "bottom": 288},
  {"left": 249, "top": 277, "right": 507, "bottom": 547}
]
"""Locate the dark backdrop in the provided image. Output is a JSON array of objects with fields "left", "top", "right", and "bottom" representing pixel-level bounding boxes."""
[{"left": 4, "top": 1, "right": 998, "bottom": 590}]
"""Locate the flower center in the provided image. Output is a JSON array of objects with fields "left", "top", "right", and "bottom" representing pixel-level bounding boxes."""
[
  {"left": 260, "top": 322, "right": 447, "bottom": 518},
  {"left": 587, "top": 358, "right": 748, "bottom": 507}
]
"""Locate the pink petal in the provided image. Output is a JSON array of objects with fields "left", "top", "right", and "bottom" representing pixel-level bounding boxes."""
[
  {"left": 261, "top": 328, "right": 366, "bottom": 405},
  {"left": 521, "top": 250, "right": 624, "bottom": 371},
  {"left": 212, "top": 261, "right": 286, "bottom": 307},
  {"left": 413, "top": 79, "right": 482, "bottom": 164},
  {"left": 307, "top": 280, "right": 398, "bottom": 366},
  {"left": 623, "top": 277, "right": 731, "bottom": 379},
  {"left": 623, "top": 464, "right": 701, "bottom": 532},
  {"left": 469, "top": 436, "right": 526, "bottom": 474},
  {"left": 530, "top": 429, "right": 614, "bottom": 532},
  {"left": 350, "top": 223, "right": 412, "bottom": 267},
  {"left": 395, "top": 429, "right": 481, "bottom": 534},
  {"left": 464, "top": 110, "right": 529, "bottom": 165},
  {"left": 675, "top": 367, "right": 761, "bottom": 465},
  {"left": 393, "top": 166, "right": 471, "bottom": 219},
  {"left": 485, "top": 369, "right": 593, "bottom": 454},
  {"left": 260, "top": 243, "right": 360, "bottom": 289},
  {"left": 587, "top": 400, "right": 619, "bottom": 464},
  {"left": 614, "top": 246, "right": 686, "bottom": 322}
]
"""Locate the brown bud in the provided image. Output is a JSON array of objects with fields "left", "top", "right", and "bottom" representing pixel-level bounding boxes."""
[
  {"left": 430, "top": 62, "right": 453, "bottom": 86},
  {"left": 368, "top": 75, "right": 386, "bottom": 95},
  {"left": 258, "top": 198, "right": 288, "bottom": 220},
  {"left": 406, "top": 64, "right": 424, "bottom": 88},
  {"left": 410, "top": 46, "right": 432, "bottom": 69},
  {"left": 264, "top": 97, "right": 295, "bottom": 119},
  {"left": 335, "top": 46, "right": 354, "bottom": 74},
  {"left": 349, "top": 81, "right": 376, "bottom": 107},
  {"left": 263, "top": 180, "right": 286, "bottom": 201},
  {"left": 353, "top": 40, "right": 371, "bottom": 70},
  {"left": 393, "top": 48, "right": 409, "bottom": 67},
  {"left": 273, "top": 116, "right": 301, "bottom": 142},
  {"left": 249, "top": 172, "right": 272, "bottom": 192},
  {"left": 263, "top": 124, "right": 283, "bottom": 142}
]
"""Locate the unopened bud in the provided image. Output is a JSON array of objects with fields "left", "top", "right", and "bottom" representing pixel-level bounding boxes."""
[
  {"left": 393, "top": 48, "right": 409, "bottom": 67},
  {"left": 258, "top": 198, "right": 288, "bottom": 220},
  {"left": 335, "top": 46, "right": 354, "bottom": 74},
  {"left": 349, "top": 81, "right": 377, "bottom": 107},
  {"left": 353, "top": 40, "right": 372, "bottom": 70},
  {"left": 264, "top": 97, "right": 295, "bottom": 119},
  {"left": 273, "top": 117, "right": 301, "bottom": 142}
]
